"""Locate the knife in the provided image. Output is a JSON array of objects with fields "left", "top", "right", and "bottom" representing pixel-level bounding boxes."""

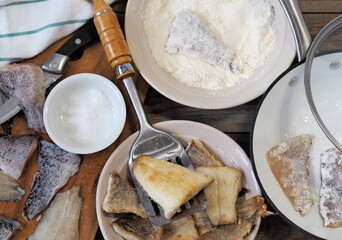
[{"left": 0, "top": 17, "right": 99, "bottom": 126}]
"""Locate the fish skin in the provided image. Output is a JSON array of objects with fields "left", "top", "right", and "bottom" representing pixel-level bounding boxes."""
[
  {"left": 0, "top": 134, "right": 39, "bottom": 180},
  {"left": 112, "top": 213, "right": 163, "bottom": 240},
  {"left": 0, "top": 64, "right": 46, "bottom": 132},
  {"left": 28, "top": 187, "right": 82, "bottom": 240},
  {"left": 186, "top": 139, "right": 223, "bottom": 169},
  {"left": 187, "top": 139, "right": 219, "bottom": 235},
  {"left": 165, "top": 10, "right": 238, "bottom": 73},
  {"left": 0, "top": 215, "right": 22, "bottom": 240},
  {"left": 198, "top": 196, "right": 272, "bottom": 240},
  {"left": 0, "top": 171, "right": 25, "bottom": 201},
  {"left": 197, "top": 216, "right": 255, "bottom": 240},
  {"left": 236, "top": 195, "right": 273, "bottom": 219},
  {"left": 23, "top": 141, "right": 81, "bottom": 220},
  {"left": 192, "top": 210, "right": 214, "bottom": 236},
  {"left": 162, "top": 215, "right": 199, "bottom": 240},
  {"left": 103, "top": 171, "right": 148, "bottom": 218}
]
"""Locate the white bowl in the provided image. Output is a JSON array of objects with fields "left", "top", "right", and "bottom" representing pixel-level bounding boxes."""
[
  {"left": 43, "top": 73, "right": 126, "bottom": 154},
  {"left": 125, "top": 0, "right": 296, "bottom": 109},
  {"left": 96, "top": 120, "right": 261, "bottom": 240}
]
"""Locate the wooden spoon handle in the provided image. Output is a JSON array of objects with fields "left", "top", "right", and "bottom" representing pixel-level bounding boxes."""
[{"left": 93, "top": 0, "right": 135, "bottom": 80}]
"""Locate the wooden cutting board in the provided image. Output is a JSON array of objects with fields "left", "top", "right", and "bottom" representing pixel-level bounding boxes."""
[{"left": 0, "top": 31, "right": 149, "bottom": 239}]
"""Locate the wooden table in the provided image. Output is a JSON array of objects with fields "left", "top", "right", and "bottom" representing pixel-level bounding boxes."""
[
  {"left": 0, "top": 0, "right": 336, "bottom": 239},
  {"left": 95, "top": 0, "right": 341, "bottom": 239}
]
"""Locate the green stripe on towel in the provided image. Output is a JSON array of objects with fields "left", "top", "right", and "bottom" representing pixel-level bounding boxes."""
[
  {"left": 0, "top": 0, "right": 48, "bottom": 8},
  {"left": 0, "top": 19, "right": 89, "bottom": 38},
  {"left": 0, "top": 57, "right": 26, "bottom": 61}
]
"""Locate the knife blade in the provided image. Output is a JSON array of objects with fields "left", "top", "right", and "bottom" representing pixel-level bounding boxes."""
[
  {"left": 0, "top": 93, "right": 15, "bottom": 134},
  {"left": 0, "top": 17, "right": 99, "bottom": 125}
]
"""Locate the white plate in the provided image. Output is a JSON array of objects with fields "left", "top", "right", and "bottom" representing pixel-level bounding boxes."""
[
  {"left": 251, "top": 53, "right": 342, "bottom": 239},
  {"left": 96, "top": 120, "right": 261, "bottom": 240},
  {"left": 125, "top": 0, "right": 296, "bottom": 109}
]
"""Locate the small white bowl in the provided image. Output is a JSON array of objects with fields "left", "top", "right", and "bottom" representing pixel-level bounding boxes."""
[{"left": 43, "top": 73, "right": 126, "bottom": 154}]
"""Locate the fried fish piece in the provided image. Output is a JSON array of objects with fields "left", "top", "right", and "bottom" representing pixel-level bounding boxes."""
[
  {"left": 196, "top": 167, "right": 243, "bottom": 226},
  {"left": 112, "top": 213, "right": 163, "bottom": 240},
  {"left": 0, "top": 170, "right": 24, "bottom": 201},
  {"left": 186, "top": 139, "right": 223, "bottom": 168},
  {"left": 187, "top": 139, "right": 221, "bottom": 235},
  {"left": 236, "top": 195, "right": 273, "bottom": 219},
  {"left": 162, "top": 215, "right": 199, "bottom": 240},
  {"left": 198, "top": 217, "right": 255, "bottom": 240},
  {"left": 133, "top": 155, "right": 213, "bottom": 220},
  {"left": 103, "top": 171, "right": 147, "bottom": 218},
  {"left": 192, "top": 210, "right": 214, "bottom": 236},
  {"left": 198, "top": 195, "right": 271, "bottom": 240}
]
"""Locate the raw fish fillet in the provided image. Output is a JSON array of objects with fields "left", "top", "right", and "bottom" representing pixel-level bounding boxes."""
[
  {"left": 166, "top": 10, "right": 238, "bottom": 72},
  {"left": 0, "top": 215, "right": 22, "bottom": 240},
  {"left": 28, "top": 187, "right": 82, "bottom": 240},
  {"left": 0, "top": 134, "right": 39, "bottom": 179},
  {"left": 0, "top": 64, "right": 46, "bottom": 132},
  {"left": 0, "top": 171, "right": 25, "bottom": 201},
  {"left": 23, "top": 141, "right": 81, "bottom": 220}
]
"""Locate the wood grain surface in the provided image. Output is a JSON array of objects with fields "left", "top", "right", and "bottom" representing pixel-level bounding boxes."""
[
  {"left": 2, "top": 0, "right": 341, "bottom": 239},
  {"left": 0, "top": 3, "right": 149, "bottom": 239}
]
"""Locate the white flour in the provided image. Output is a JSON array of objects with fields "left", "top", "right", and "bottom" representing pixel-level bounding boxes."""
[{"left": 144, "top": 0, "right": 277, "bottom": 90}]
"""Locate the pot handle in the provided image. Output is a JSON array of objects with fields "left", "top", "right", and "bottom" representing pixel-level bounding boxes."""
[{"left": 279, "top": 0, "right": 311, "bottom": 61}]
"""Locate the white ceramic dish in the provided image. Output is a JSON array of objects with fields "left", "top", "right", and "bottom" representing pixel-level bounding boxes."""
[
  {"left": 43, "top": 73, "right": 126, "bottom": 154},
  {"left": 96, "top": 120, "right": 261, "bottom": 240},
  {"left": 125, "top": 0, "right": 296, "bottom": 109},
  {"left": 251, "top": 53, "right": 342, "bottom": 239}
]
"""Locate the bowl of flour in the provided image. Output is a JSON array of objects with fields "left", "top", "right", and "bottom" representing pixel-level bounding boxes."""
[{"left": 125, "top": 0, "right": 296, "bottom": 109}]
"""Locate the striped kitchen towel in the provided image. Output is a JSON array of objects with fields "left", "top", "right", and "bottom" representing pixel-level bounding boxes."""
[{"left": 0, "top": 0, "right": 115, "bottom": 68}]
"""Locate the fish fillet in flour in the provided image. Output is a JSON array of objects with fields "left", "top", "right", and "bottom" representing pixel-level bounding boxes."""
[
  {"left": 28, "top": 187, "right": 82, "bottom": 240},
  {"left": 0, "top": 215, "right": 22, "bottom": 240},
  {"left": 0, "top": 170, "right": 25, "bottom": 201},
  {"left": 0, "top": 64, "right": 46, "bottom": 132},
  {"left": 23, "top": 141, "right": 81, "bottom": 220},
  {"left": 165, "top": 10, "right": 238, "bottom": 72},
  {"left": 0, "top": 134, "right": 39, "bottom": 180}
]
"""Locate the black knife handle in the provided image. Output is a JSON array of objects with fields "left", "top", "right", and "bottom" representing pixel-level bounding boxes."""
[{"left": 56, "top": 18, "right": 99, "bottom": 58}]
